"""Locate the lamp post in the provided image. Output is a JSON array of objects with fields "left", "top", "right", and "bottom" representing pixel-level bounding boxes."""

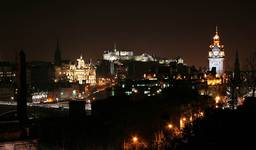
[
  {"left": 132, "top": 136, "right": 138, "bottom": 150},
  {"left": 167, "top": 123, "right": 173, "bottom": 129}
]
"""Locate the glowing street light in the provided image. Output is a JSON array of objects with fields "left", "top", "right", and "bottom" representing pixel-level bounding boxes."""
[
  {"left": 132, "top": 136, "right": 138, "bottom": 143},
  {"left": 182, "top": 117, "right": 186, "bottom": 121},
  {"left": 199, "top": 111, "right": 204, "bottom": 117},
  {"left": 167, "top": 123, "right": 173, "bottom": 129},
  {"left": 132, "top": 136, "right": 139, "bottom": 150},
  {"left": 180, "top": 117, "right": 187, "bottom": 129},
  {"left": 215, "top": 96, "right": 221, "bottom": 104}
]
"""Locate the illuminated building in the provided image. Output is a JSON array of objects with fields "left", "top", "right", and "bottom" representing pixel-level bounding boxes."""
[
  {"left": 103, "top": 44, "right": 134, "bottom": 61},
  {"left": 0, "top": 62, "right": 16, "bottom": 82},
  {"left": 103, "top": 44, "right": 156, "bottom": 62},
  {"left": 0, "top": 140, "right": 38, "bottom": 149},
  {"left": 55, "top": 55, "right": 96, "bottom": 85},
  {"left": 0, "top": 62, "right": 16, "bottom": 101},
  {"left": 103, "top": 50, "right": 156, "bottom": 62},
  {"left": 32, "top": 92, "right": 48, "bottom": 103},
  {"left": 159, "top": 57, "right": 184, "bottom": 65},
  {"left": 134, "top": 53, "right": 155, "bottom": 62},
  {"left": 143, "top": 72, "right": 157, "bottom": 80},
  {"left": 101, "top": 44, "right": 186, "bottom": 79},
  {"left": 206, "top": 74, "right": 222, "bottom": 86},
  {"left": 208, "top": 26, "right": 225, "bottom": 75}
]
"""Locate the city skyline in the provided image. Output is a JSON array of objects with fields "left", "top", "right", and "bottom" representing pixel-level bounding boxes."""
[
  {"left": 0, "top": 0, "right": 256, "bottom": 68},
  {"left": 1, "top": 1, "right": 256, "bottom": 149}
]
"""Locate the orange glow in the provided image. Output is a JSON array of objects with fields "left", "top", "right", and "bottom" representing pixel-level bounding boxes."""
[
  {"left": 199, "top": 112, "right": 204, "bottom": 117},
  {"left": 189, "top": 116, "right": 193, "bottom": 122},
  {"left": 167, "top": 123, "right": 173, "bottom": 129},
  {"left": 207, "top": 78, "right": 222, "bottom": 85},
  {"left": 182, "top": 117, "right": 186, "bottom": 121},
  {"left": 176, "top": 74, "right": 182, "bottom": 80},
  {"left": 180, "top": 117, "right": 186, "bottom": 129},
  {"left": 46, "top": 98, "right": 54, "bottom": 103},
  {"left": 132, "top": 136, "right": 138, "bottom": 143},
  {"left": 215, "top": 96, "right": 220, "bottom": 104}
]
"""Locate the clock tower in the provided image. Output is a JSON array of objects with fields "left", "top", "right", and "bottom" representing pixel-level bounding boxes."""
[{"left": 208, "top": 26, "right": 225, "bottom": 75}]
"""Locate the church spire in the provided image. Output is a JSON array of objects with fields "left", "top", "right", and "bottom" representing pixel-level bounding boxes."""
[
  {"left": 80, "top": 51, "right": 83, "bottom": 59},
  {"left": 114, "top": 42, "right": 117, "bottom": 52}
]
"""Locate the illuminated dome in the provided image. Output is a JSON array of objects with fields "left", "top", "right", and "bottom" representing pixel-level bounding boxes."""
[
  {"left": 213, "top": 26, "right": 220, "bottom": 45},
  {"left": 213, "top": 34, "right": 220, "bottom": 40}
]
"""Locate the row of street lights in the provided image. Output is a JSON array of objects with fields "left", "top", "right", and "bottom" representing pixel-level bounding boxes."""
[
  {"left": 124, "top": 123, "right": 180, "bottom": 150},
  {"left": 124, "top": 110, "right": 206, "bottom": 149}
]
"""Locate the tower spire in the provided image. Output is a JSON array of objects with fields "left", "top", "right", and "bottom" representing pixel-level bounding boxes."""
[
  {"left": 213, "top": 26, "right": 220, "bottom": 45},
  {"left": 229, "top": 50, "right": 241, "bottom": 109},
  {"left": 114, "top": 42, "right": 117, "bottom": 52},
  {"left": 80, "top": 53, "right": 83, "bottom": 59}
]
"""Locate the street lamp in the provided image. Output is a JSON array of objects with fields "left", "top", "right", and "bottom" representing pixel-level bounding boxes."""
[
  {"left": 180, "top": 117, "right": 186, "bottom": 129},
  {"left": 182, "top": 117, "right": 186, "bottom": 121},
  {"left": 132, "top": 136, "right": 138, "bottom": 150},
  {"left": 215, "top": 96, "right": 221, "bottom": 104},
  {"left": 199, "top": 111, "right": 204, "bottom": 117},
  {"left": 132, "top": 136, "right": 138, "bottom": 143},
  {"left": 167, "top": 123, "right": 173, "bottom": 129}
]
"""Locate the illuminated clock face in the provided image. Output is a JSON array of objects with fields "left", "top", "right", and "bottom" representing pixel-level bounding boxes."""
[{"left": 213, "top": 50, "right": 219, "bottom": 56}]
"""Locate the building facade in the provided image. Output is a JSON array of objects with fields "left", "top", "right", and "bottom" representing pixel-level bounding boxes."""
[
  {"left": 208, "top": 27, "right": 225, "bottom": 75},
  {"left": 0, "top": 62, "right": 16, "bottom": 101},
  {"left": 103, "top": 48, "right": 134, "bottom": 61},
  {"left": 55, "top": 55, "right": 96, "bottom": 85}
]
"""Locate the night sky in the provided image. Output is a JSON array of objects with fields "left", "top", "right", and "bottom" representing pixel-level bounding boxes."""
[{"left": 0, "top": 0, "right": 256, "bottom": 69}]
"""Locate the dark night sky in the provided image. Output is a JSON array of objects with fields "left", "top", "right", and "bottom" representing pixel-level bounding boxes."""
[{"left": 0, "top": 0, "right": 256, "bottom": 69}]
